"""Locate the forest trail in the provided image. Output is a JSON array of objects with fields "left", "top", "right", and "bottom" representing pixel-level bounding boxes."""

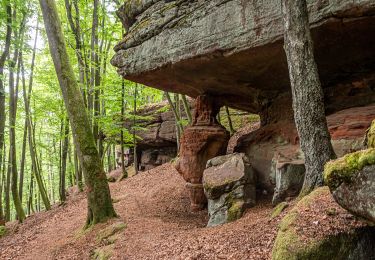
[{"left": 0, "top": 164, "right": 279, "bottom": 260}]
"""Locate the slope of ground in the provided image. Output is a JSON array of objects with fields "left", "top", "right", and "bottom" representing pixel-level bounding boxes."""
[{"left": 0, "top": 163, "right": 368, "bottom": 259}]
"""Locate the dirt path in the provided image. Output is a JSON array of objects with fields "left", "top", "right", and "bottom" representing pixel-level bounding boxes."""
[{"left": 0, "top": 164, "right": 280, "bottom": 260}]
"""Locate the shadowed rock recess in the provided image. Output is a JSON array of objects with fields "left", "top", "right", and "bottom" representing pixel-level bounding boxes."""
[{"left": 112, "top": 0, "right": 375, "bottom": 121}]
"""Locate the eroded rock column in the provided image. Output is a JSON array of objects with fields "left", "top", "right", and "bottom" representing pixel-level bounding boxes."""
[{"left": 176, "top": 95, "right": 230, "bottom": 211}]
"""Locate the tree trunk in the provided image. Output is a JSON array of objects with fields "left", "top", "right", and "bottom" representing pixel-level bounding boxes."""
[
  {"left": 0, "top": 142, "right": 6, "bottom": 225},
  {"left": 181, "top": 95, "right": 192, "bottom": 125},
  {"left": 39, "top": 0, "right": 117, "bottom": 227},
  {"left": 165, "top": 92, "right": 182, "bottom": 150},
  {"left": 21, "top": 22, "right": 51, "bottom": 210},
  {"left": 120, "top": 80, "right": 127, "bottom": 179},
  {"left": 282, "top": 0, "right": 336, "bottom": 196},
  {"left": 133, "top": 84, "right": 138, "bottom": 175},
  {"left": 225, "top": 106, "right": 235, "bottom": 135},
  {"left": 9, "top": 14, "right": 26, "bottom": 222},
  {"left": 59, "top": 116, "right": 69, "bottom": 202},
  {"left": 0, "top": 1, "right": 12, "bottom": 207}
]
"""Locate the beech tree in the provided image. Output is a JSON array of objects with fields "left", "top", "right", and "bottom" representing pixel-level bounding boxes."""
[
  {"left": 39, "top": 0, "right": 117, "bottom": 226},
  {"left": 282, "top": 0, "right": 336, "bottom": 196}
]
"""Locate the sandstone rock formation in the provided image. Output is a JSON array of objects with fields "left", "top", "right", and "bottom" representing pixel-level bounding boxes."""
[
  {"left": 175, "top": 95, "right": 229, "bottom": 211},
  {"left": 324, "top": 149, "right": 375, "bottom": 224},
  {"left": 203, "top": 153, "right": 256, "bottom": 226},
  {"left": 112, "top": 0, "right": 375, "bottom": 121},
  {"left": 123, "top": 101, "right": 181, "bottom": 171},
  {"left": 271, "top": 157, "right": 305, "bottom": 206},
  {"left": 236, "top": 105, "right": 375, "bottom": 194},
  {"left": 112, "top": 0, "right": 375, "bottom": 207}
]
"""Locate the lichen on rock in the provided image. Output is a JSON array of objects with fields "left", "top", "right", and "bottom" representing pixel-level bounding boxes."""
[{"left": 324, "top": 148, "right": 375, "bottom": 190}]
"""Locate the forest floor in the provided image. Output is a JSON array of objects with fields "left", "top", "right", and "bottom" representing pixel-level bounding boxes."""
[{"left": 0, "top": 162, "right": 365, "bottom": 259}]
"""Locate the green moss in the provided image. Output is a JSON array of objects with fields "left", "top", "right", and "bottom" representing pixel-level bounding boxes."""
[
  {"left": 227, "top": 200, "right": 244, "bottom": 222},
  {"left": 272, "top": 188, "right": 363, "bottom": 260},
  {"left": 270, "top": 202, "right": 289, "bottom": 219},
  {"left": 324, "top": 148, "right": 375, "bottom": 189},
  {"left": 367, "top": 120, "right": 375, "bottom": 148},
  {"left": 96, "top": 222, "right": 126, "bottom": 243},
  {"left": 0, "top": 226, "right": 7, "bottom": 237},
  {"left": 92, "top": 244, "right": 114, "bottom": 260}
]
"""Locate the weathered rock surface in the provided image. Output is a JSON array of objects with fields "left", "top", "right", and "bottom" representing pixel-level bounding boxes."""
[
  {"left": 272, "top": 187, "right": 375, "bottom": 260},
  {"left": 122, "top": 101, "right": 183, "bottom": 171},
  {"left": 112, "top": 0, "right": 375, "bottom": 117},
  {"left": 203, "top": 153, "right": 256, "bottom": 226},
  {"left": 324, "top": 149, "right": 375, "bottom": 224},
  {"left": 176, "top": 95, "right": 229, "bottom": 211},
  {"left": 235, "top": 105, "right": 375, "bottom": 194},
  {"left": 271, "top": 157, "right": 305, "bottom": 206}
]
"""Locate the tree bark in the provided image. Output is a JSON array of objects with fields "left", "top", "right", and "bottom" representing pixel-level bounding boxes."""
[
  {"left": 0, "top": 2, "right": 12, "bottom": 212},
  {"left": 8, "top": 12, "right": 27, "bottom": 222},
  {"left": 39, "top": 0, "right": 117, "bottom": 226},
  {"left": 133, "top": 85, "right": 138, "bottom": 174},
  {"left": 59, "top": 116, "right": 69, "bottom": 202},
  {"left": 120, "top": 80, "right": 127, "bottom": 179},
  {"left": 225, "top": 106, "right": 235, "bottom": 135},
  {"left": 21, "top": 21, "right": 51, "bottom": 210},
  {"left": 282, "top": 0, "right": 336, "bottom": 196},
  {"left": 181, "top": 95, "right": 192, "bottom": 125}
]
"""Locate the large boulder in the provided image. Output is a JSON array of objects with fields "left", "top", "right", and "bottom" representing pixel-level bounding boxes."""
[
  {"left": 112, "top": 0, "right": 375, "bottom": 117},
  {"left": 272, "top": 187, "right": 375, "bottom": 260},
  {"left": 203, "top": 153, "right": 256, "bottom": 227},
  {"left": 324, "top": 148, "right": 375, "bottom": 224}
]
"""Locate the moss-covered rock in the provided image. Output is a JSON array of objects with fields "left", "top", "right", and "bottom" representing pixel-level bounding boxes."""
[
  {"left": 96, "top": 221, "right": 126, "bottom": 244},
  {"left": 92, "top": 244, "right": 114, "bottom": 260},
  {"left": 270, "top": 202, "right": 289, "bottom": 219},
  {"left": 324, "top": 148, "right": 375, "bottom": 190},
  {"left": 367, "top": 120, "right": 375, "bottom": 148},
  {"left": 272, "top": 187, "right": 375, "bottom": 260},
  {"left": 0, "top": 226, "right": 6, "bottom": 238}
]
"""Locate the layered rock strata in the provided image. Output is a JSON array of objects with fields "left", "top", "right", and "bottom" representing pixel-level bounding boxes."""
[
  {"left": 175, "top": 95, "right": 229, "bottom": 211},
  {"left": 112, "top": 0, "right": 375, "bottom": 119}
]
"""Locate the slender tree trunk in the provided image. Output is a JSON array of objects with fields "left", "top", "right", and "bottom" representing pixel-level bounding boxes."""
[
  {"left": 181, "top": 95, "right": 192, "bottom": 125},
  {"left": 0, "top": 2, "right": 12, "bottom": 208},
  {"left": 225, "top": 106, "right": 235, "bottom": 135},
  {"left": 59, "top": 116, "right": 69, "bottom": 202},
  {"left": 5, "top": 148, "right": 11, "bottom": 221},
  {"left": 9, "top": 18, "right": 26, "bottom": 221},
  {"left": 39, "top": 0, "right": 117, "bottom": 226},
  {"left": 165, "top": 92, "right": 182, "bottom": 150},
  {"left": 120, "top": 80, "right": 127, "bottom": 178},
  {"left": 0, "top": 142, "right": 6, "bottom": 225},
  {"left": 133, "top": 85, "right": 138, "bottom": 175},
  {"left": 21, "top": 22, "right": 51, "bottom": 210},
  {"left": 19, "top": 117, "right": 28, "bottom": 202},
  {"left": 282, "top": 0, "right": 336, "bottom": 196}
]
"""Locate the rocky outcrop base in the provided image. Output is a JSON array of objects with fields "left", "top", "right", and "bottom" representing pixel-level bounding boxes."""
[
  {"left": 272, "top": 187, "right": 375, "bottom": 260},
  {"left": 324, "top": 149, "right": 375, "bottom": 224},
  {"left": 203, "top": 153, "right": 256, "bottom": 226}
]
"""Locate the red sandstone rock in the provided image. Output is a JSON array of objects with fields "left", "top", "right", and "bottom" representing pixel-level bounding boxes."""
[{"left": 176, "top": 95, "right": 229, "bottom": 211}]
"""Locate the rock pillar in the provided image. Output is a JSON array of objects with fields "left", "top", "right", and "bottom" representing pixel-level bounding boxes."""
[{"left": 176, "top": 95, "right": 230, "bottom": 211}]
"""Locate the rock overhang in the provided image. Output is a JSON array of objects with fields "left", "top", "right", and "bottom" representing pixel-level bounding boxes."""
[{"left": 112, "top": 0, "right": 375, "bottom": 114}]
